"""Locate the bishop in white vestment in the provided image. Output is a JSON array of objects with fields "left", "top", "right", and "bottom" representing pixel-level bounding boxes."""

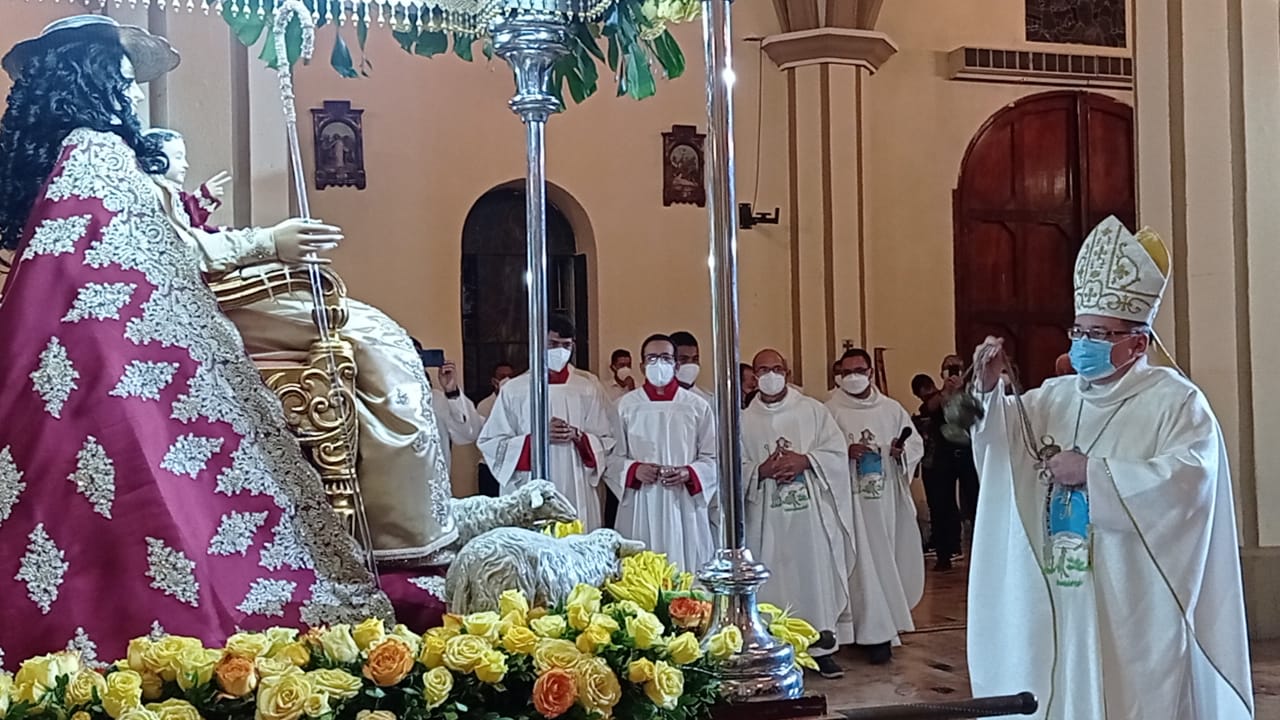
[
  {"left": 612, "top": 334, "right": 718, "bottom": 572},
  {"left": 826, "top": 349, "right": 925, "bottom": 661},
  {"left": 743, "top": 349, "right": 856, "bottom": 678},
  {"left": 967, "top": 217, "right": 1252, "bottom": 719},
  {"left": 478, "top": 318, "right": 616, "bottom": 530}
]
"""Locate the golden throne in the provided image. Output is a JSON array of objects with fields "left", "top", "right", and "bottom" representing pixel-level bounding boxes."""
[{"left": 209, "top": 265, "right": 362, "bottom": 530}]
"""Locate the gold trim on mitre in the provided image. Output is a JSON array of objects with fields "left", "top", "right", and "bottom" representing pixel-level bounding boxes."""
[{"left": 1073, "top": 216, "right": 1170, "bottom": 326}]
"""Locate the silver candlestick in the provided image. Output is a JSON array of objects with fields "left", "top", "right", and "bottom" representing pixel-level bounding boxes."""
[
  {"left": 696, "top": 0, "right": 804, "bottom": 701},
  {"left": 492, "top": 15, "right": 570, "bottom": 483}
]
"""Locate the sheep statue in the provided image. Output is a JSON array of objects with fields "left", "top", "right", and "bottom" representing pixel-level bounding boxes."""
[
  {"left": 445, "top": 528, "right": 647, "bottom": 614},
  {"left": 445, "top": 479, "right": 579, "bottom": 553}
]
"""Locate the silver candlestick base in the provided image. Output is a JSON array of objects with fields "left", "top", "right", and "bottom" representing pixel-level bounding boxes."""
[{"left": 699, "top": 548, "right": 805, "bottom": 701}]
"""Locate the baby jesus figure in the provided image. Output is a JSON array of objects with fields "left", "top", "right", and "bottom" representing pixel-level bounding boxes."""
[{"left": 144, "top": 128, "right": 231, "bottom": 232}]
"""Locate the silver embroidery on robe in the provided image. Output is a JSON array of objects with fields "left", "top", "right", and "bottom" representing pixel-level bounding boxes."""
[
  {"left": 61, "top": 282, "right": 137, "bottom": 323},
  {"left": 20, "top": 214, "right": 92, "bottom": 260},
  {"left": 149, "top": 621, "right": 167, "bottom": 640},
  {"left": 160, "top": 434, "right": 225, "bottom": 479},
  {"left": 66, "top": 627, "right": 105, "bottom": 669},
  {"left": 215, "top": 443, "right": 275, "bottom": 498},
  {"left": 236, "top": 578, "right": 297, "bottom": 618},
  {"left": 145, "top": 537, "right": 200, "bottom": 607},
  {"left": 16, "top": 523, "right": 68, "bottom": 614},
  {"left": 30, "top": 337, "right": 79, "bottom": 419},
  {"left": 208, "top": 510, "right": 269, "bottom": 557},
  {"left": 0, "top": 447, "right": 25, "bottom": 527},
  {"left": 260, "top": 515, "right": 313, "bottom": 571},
  {"left": 69, "top": 436, "right": 115, "bottom": 519},
  {"left": 408, "top": 575, "right": 447, "bottom": 602},
  {"left": 110, "top": 361, "right": 180, "bottom": 402}
]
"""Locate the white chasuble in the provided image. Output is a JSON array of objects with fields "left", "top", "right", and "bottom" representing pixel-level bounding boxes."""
[
  {"left": 743, "top": 390, "right": 857, "bottom": 644},
  {"left": 478, "top": 366, "right": 616, "bottom": 531},
  {"left": 826, "top": 388, "right": 925, "bottom": 644},
  {"left": 612, "top": 383, "right": 718, "bottom": 572},
  {"left": 969, "top": 359, "right": 1252, "bottom": 720}
]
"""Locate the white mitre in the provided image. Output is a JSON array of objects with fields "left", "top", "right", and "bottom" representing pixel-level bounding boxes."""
[{"left": 1073, "top": 215, "right": 1171, "bottom": 325}]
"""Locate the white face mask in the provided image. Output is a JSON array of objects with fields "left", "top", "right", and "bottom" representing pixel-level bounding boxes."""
[
  {"left": 840, "top": 373, "right": 871, "bottom": 395},
  {"left": 676, "top": 363, "right": 700, "bottom": 386},
  {"left": 547, "top": 347, "right": 572, "bottom": 373},
  {"left": 644, "top": 360, "right": 676, "bottom": 387},
  {"left": 616, "top": 366, "right": 635, "bottom": 382},
  {"left": 757, "top": 371, "right": 787, "bottom": 396}
]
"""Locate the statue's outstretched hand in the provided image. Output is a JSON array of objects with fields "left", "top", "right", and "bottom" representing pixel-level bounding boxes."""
[
  {"left": 272, "top": 218, "right": 343, "bottom": 265},
  {"left": 203, "top": 171, "right": 232, "bottom": 200}
]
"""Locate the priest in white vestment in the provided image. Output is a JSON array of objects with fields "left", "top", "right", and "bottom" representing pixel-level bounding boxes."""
[
  {"left": 743, "top": 348, "right": 856, "bottom": 680},
  {"left": 826, "top": 348, "right": 925, "bottom": 664},
  {"left": 428, "top": 359, "right": 485, "bottom": 470},
  {"left": 967, "top": 217, "right": 1252, "bottom": 720},
  {"left": 478, "top": 315, "right": 616, "bottom": 530},
  {"left": 612, "top": 334, "right": 718, "bottom": 572}
]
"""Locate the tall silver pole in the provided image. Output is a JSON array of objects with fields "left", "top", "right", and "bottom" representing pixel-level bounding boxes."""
[
  {"left": 696, "top": 0, "right": 804, "bottom": 702},
  {"left": 493, "top": 18, "right": 570, "bottom": 482}
]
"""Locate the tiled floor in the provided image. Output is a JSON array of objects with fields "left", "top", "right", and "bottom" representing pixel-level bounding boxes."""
[{"left": 810, "top": 559, "right": 1280, "bottom": 716}]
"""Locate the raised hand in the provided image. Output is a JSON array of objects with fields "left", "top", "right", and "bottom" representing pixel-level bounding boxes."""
[{"left": 203, "top": 170, "right": 232, "bottom": 200}]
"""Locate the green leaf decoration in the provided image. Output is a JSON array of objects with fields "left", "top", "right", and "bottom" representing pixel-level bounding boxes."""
[
  {"left": 651, "top": 30, "right": 685, "bottom": 80},
  {"left": 257, "top": 14, "right": 304, "bottom": 69},
  {"left": 330, "top": 31, "right": 358, "bottom": 78},
  {"left": 414, "top": 29, "right": 449, "bottom": 57},
  {"left": 453, "top": 32, "right": 476, "bottom": 62}
]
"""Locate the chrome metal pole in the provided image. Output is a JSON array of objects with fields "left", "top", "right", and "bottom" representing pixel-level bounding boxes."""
[
  {"left": 493, "top": 18, "right": 569, "bottom": 482},
  {"left": 696, "top": 0, "right": 804, "bottom": 702}
]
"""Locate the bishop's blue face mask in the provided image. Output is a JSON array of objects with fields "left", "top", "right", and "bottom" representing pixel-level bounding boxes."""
[{"left": 1069, "top": 337, "right": 1116, "bottom": 380}]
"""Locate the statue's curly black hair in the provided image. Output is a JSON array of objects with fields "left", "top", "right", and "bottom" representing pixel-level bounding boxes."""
[{"left": 0, "top": 36, "right": 169, "bottom": 249}]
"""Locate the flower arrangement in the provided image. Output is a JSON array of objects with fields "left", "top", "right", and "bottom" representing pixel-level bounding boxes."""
[{"left": 220, "top": 0, "right": 703, "bottom": 103}]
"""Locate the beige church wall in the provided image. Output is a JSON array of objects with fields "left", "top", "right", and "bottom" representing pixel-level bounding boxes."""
[
  {"left": 287, "top": 6, "right": 791, "bottom": 392},
  {"left": 857, "top": 0, "right": 1132, "bottom": 402}
]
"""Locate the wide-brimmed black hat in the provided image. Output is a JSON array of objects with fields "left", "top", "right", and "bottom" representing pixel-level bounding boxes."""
[{"left": 2, "top": 14, "right": 180, "bottom": 83}]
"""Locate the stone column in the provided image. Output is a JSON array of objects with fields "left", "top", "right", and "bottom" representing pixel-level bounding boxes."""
[
  {"left": 762, "top": 29, "right": 896, "bottom": 388},
  {"left": 1134, "top": 0, "right": 1280, "bottom": 638}
]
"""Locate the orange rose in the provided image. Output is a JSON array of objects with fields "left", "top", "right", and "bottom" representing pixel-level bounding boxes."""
[
  {"left": 532, "top": 668, "right": 576, "bottom": 719},
  {"left": 362, "top": 639, "right": 415, "bottom": 687},
  {"left": 214, "top": 655, "right": 258, "bottom": 698},
  {"left": 668, "top": 597, "right": 712, "bottom": 631}
]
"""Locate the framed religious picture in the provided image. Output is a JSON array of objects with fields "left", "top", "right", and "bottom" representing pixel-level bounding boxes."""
[
  {"left": 311, "top": 100, "right": 367, "bottom": 190},
  {"left": 662, "top": 124, "right": 706, "bottom": 207}
]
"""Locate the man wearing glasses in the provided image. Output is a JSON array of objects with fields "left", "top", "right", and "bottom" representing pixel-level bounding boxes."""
[
  {"left": 610, "top": 334, "right": 718, "bottom": 572},
  {"left": 918, "top": 354, "right": 980, "bottom": 570},
  {"left": 965, "top": 217, "right": 1251, "bottom": 719}
]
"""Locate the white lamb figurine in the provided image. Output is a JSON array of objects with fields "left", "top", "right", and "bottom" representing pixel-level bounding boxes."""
[
  {"left": 447, "top": 480, "right": 578, "bottom": 548},
  {"left": 445, "top": 528, "right": 647, "bottom": 614}
]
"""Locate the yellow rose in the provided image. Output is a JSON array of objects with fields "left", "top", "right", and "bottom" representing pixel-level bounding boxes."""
[
  {"left": 574, "top": 656, "right": 621, "bottom": 717},
  {"left": 14, "top": 652, "right": 80, "bottom": 705},
  {"left": 608, "top": 600, "right": 644, "bottom": 617},
  {"left": 117, "top": 708, "right": 161, "bottom": 720},
  {"left": 270, "top": 643, "right": 311, "bottom": 669},
  {"left": 352, "top": 619, "right": 387, "bottom": 652},
  {"left": 441, "top": 635, "right": 490, "bottom": 674},
  {"left": 225, "top": 633, "right": 273, "bottom": 660},
  {"left": 666, "top": 633, "right": 703, "bottom": 665},
  {"left": 565, "top": 585, "right": 602, "bottom": 631},
  {"left": 255, "top": 657, "right": 303, "bottom": 683},
  {"left": 103, "top": 670, "right": 144, "bottom": 719},
  {"left": 462, "top": 612, "right": 501, "bottom": 644},
  {"left": 442, "top": 615, "right": 464, "bottom": 635},
  {"left": 473, "top": 650, "right": 507, "bottom": 685},
  {"left": 144, "top": 637, "right": 200, "bottom": 682},
  {"left": 72, "top": 712, "right": 91, "bottom": 720},
  {"left": 356, "top": 711, "right": 396, "bottom": 720},
  {"left": 362, "top": 639, "right": 414, "bottom": 687},
  {"left": 176, "top": 648, "right": 221, "bottom": 692},
  {"left": 255, "top": 674, "right": 311, "bottom": 720},
  {"left": 318, "top": 626, "right": 360, "bottom": 665},
  {"left": 139, "top": 672, "right": 164, "bottom": 702},
  {"left": 214, "top": 656, "right": 258, "bottom": 698},
  {"left": 644, "top": 661, "right": 683, "bottom": 710},
  {"left": 575, "top": 615, "right": 618, "bottom": 654},
  {"left": 527, "top": 607, "right": 549, "bottom": 622},
  {"left": 66, "top": 669, "right": 108, "bottom": 707},
  {"left": 389, "top": 625, "right": 422, "bottom": 656},
  {"left": 529, "top": 615, "right": 567, "bottom": 639},
  {"left": 532, "top": 639, "right": 581, "bottom": 673},
  {"left": 146, "top": 699, "right": 201, "bottom": 720},
  {"left": 627, "top": 658, "right": 655, "bottom": 683},
  {"left": 302, "top": 693, "right": 330, "bottom": 719},
  {"left": 127, "top": 639, "right": 151, "bottom": 673},
  {"left": 305, "top": 669, "right": 363, "bottom": 701},
  {"left": 707, "top": 626, "right": 743, "bottom": 660},
  {"left": 0, "top": 671, "right": 14, "bottom": 717},
  {"left": 422, "top": 667, "right": 453, "bottom": 710},
  {"left": 265, "top": 629, "right": 299, "bottom": 655},
  {"left": 418, "top": 634, "right": 446, "bottom": 669},
  {"left": 501, "top": 627, "right": 538, "bottom": 655},
  {"left": 625, "top": 612, "right": 665, "bottom": 651},
  {"left": 498, "top": 590, "right": 530, "bottom": 623}
]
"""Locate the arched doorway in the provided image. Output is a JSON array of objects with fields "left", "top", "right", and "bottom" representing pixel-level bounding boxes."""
[
  {"left": 953, "top": 91, "right": 1135, "bottom": 387},
  {"left": 460, "top": 187, "right": 590, "bottom": 400}
]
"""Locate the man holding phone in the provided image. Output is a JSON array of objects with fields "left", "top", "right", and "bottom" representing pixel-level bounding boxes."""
[
  {"left": 918, "top": 354, "right": 979, "bottom": 571},
  {"left": 414, "top": 341, "right": 484, "bottom": 474}
]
